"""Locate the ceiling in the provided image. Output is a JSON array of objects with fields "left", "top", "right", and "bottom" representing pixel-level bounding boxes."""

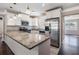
[{"left": 0, "top": 3, "right": 78, "bottom": 14}]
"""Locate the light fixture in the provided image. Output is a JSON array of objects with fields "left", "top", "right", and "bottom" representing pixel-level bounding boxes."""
[
  {"left": 27, "top": 5, "right": 30, "bottom": 9},
  {"left": 25, "top": 5, "right": 42, "bottom": 17},
  {"left": 13, "top": 3, "right": 16, "bottom": 5},
  {"left": 31, "top": 12, "right": 41, "bottom": 16},
  {"left": 18, "top": 14, "right": 22, "bottom": 17},
  {"left": 25, "top": 5, "right": 31, "bottom": 15}
]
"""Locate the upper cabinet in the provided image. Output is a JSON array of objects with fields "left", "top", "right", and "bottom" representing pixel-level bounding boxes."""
[
  {"left": 7, "top": 13, "right": 21, "bottom": 26},
  {"left": 45, "top": 8, "right": 61, "bottom": 19}
]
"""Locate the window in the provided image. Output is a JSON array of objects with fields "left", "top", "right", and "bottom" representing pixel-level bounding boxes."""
[
  {"left": 64, "top": 15, "right": 79, "bottom": 31},
  {"left": 65, "top": 20, "right": 77, "bottom": 30}
]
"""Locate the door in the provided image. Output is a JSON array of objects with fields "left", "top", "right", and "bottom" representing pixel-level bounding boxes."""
[{"left": 0, "top": 16, "right": 4, "bottom": 42}]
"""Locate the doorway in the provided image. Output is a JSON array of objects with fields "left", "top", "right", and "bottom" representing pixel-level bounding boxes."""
[
  {"left": 0, "top": 16, "right": 4, "bottom": 42},
  {"left": 59, "top": 14, "right": 79, "bottom": 55}
]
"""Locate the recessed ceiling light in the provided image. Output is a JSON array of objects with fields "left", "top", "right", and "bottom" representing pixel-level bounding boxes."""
[
  {"left": 42, "top": 3, "right": 45, "bottom": 7},
  {"left": 18, "top": 14, "right": 22, "bottom": 17}
]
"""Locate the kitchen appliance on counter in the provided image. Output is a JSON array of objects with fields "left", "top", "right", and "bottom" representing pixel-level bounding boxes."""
[
  {"left": 19, "top": 21, "right": 31, "bottom": 33},
  {"left": 39, "top": 28, "right": 45, "bottom": 34},
  {"left": 19, "top": 26, "right": 31, "bottom": 32},
  {"left": 39, "top": 26, "right": 48, "bottom": 34},
  {"left": 21, "top": 21, "right": 29, "bottom": 26}
]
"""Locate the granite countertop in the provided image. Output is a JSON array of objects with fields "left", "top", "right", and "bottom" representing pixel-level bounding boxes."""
[{"left": 6, "top": 30, "right": 49, "bottom": 49}]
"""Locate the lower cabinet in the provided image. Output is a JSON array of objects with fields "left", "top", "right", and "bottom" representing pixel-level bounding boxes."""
[
  {"left": 5, "top": 35, "right": 38, "bottom": 55},
  {"left": 5, "top": 35, "right": 50, "bottom": 55}
]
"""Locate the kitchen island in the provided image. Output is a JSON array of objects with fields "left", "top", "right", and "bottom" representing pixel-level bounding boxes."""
[{"left": 4, "top": 30, "right": 50, "bottom": 55}]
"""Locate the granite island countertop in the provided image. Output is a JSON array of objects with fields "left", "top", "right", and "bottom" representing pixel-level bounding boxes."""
[{"left": 6, "top": 30, "right": 50, "bottom": 49}]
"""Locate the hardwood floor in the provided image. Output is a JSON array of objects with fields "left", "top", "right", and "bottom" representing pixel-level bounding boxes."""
[
  {"left": 58, "top": 35, "right": 79, "bottom": 55},
  {"left": 0, "top": 37, "right": 14, "bottom": 55}
]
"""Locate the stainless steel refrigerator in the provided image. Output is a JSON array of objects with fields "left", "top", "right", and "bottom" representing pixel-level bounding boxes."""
[{"left": 46, "top": 17, "right": 60, "bottom": 48}]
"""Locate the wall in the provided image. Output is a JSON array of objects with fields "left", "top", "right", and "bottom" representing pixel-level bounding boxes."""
[
  {"left": 64, "top": 14, "right": 79, "bottom": 20},
  {"left": 38, "top": 16, "right": 46, "bottom": 30},
  {"left": 45, "top": 8, "right": 61, "bottom": 26},
  {"left": 0, "top": 19, "right": 3, "bottom": 34},
  {"left": 63, "top": 5, "right": 79, "bottom": 16},
  {"left": 46, "top": 9, "right": 61, "bottom": 19},
  {"left": 0, "top": 9, "right": 7, "bottom": 41}
]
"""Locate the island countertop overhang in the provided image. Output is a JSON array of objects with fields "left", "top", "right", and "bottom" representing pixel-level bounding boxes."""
[{"left": 5, "top": 31, "right": 50, "bottom": 49}]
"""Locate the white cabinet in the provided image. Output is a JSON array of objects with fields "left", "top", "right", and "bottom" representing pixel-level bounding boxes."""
[
  {"left": 4, "top": 35, "right": 50, "bottom": 55},
  {"left": 5, "top": 35, "right": 38, "bottom": 55}
]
